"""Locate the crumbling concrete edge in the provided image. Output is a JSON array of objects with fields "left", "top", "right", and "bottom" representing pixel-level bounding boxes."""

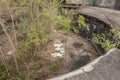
[{"left": 47, "top": 48, "right": 117, "bottom": 80}]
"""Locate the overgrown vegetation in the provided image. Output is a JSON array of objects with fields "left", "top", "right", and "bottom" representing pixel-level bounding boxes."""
[
  {"left": 78, "top": 15, "right": 87, "bottom": 28},
  {"left": 92, "top": 29, "right": 120, "bottom": 51},
  {"left": 0, "top": 0, "right": 119, "bottom": 80},
  {"left": 78, "top": 15, "right": 120, "bottom": 52},
  {"left": 0, "top": 0, "right": 64, "bottom": 80},
  {"left": 56, "top": 16, "right": 78, "bottom": 33}
]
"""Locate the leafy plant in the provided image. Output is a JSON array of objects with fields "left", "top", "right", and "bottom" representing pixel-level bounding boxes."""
[
  {"left": 56, "top": 16, "right": 79, "bottom": 33},
  {"left": 0, "top": 64, "right": 8, "bottom": 80},
  {"left": 49, "top": 58, "right": 63, "bottom": 71},
  {"left": 0, "top": 0, "right": 63, "bottom": 80},
  {"left": 49, "top": 63, "right": 60, "bottom": 71},
  {"left": 110, "top": 28, "right": 120, "bottom": 46},
  {"left": 8, "top": 77, "right": 22, "bottom": 80},
  {"left": 92, "top": 28, "right": 119, "bottom": 51},
  {"left": 78, "top": 15, "right": 87, "bottom": 28}
]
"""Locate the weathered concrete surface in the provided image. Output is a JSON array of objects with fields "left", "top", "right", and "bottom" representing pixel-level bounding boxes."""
[
  {"left": 77, "top": 6, "right": 120, "bottom": 30},
  {"left": 65, "top": 0, "right": 115, "bottom": 8},
  {"left": 48, "top": 48, "right": 120, "bottom": 80},
  {"left": 113, "top": 0, "right": 120, "bottom": 10},
  {"left": 65, "top": 0, "right": 101, "bottom": 5}
]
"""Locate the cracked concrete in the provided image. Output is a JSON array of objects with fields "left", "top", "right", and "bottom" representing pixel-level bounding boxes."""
[{"left": 48, "top": 48, "right": 120, "bottom": 80}]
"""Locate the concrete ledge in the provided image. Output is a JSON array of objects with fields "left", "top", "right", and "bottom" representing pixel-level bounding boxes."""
[{"left": 48, "top": 48, "right": 120, "bottom": 80}]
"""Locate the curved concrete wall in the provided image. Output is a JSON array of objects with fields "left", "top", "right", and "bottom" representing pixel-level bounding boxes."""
[
  {"left": 65, "top": 0, "right": 115, "bottom": 8},
  {"left": 48, "top": 48, "right": 120, "bottom": 80}
]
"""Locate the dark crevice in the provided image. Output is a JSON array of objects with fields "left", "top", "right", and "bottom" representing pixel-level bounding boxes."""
[{"left": 71, "top": 14, "right": 119, "bottom": 56}]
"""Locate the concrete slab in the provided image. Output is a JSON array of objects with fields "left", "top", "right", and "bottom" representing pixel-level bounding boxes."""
[{"left": 48, "top": 48, "right": 120, "bottom": 80}]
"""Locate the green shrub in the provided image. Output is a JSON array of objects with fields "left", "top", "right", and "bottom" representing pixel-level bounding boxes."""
[
  {"left": 49, "top": 63, "right": 60, "bottom": 71},
  {"left": 8, "top": 77, "right": 22, "bottom": 80},
  {"left": 92, "top": 28, "right": 120, "bottom": 51},
  {"left": 0, "top": 0, "right": 62, "bottom": 79},
  {"left": 78, "top": 15, "right": 87, "bottom": 28},
  {"left": 56, "top": 16, "right": 79, "bottom": 33},
  {"left": 110, "top": 28, "right": 120, "bottom": 46},
  {"left": 0, "top": 64, "right": 8, "bottom": 80}
]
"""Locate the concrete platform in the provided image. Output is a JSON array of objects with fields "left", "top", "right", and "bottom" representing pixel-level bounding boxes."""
[
  {"left": 77, "top": 6, "right": 120, "bottom": 30},
  {"left": 48, "top": 48, "right": 120, "bottom": 80}
]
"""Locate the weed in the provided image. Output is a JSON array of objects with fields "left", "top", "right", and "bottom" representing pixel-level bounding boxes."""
[
  {"left": 92, "top": 28, "right": 120, "bottom": 51},
  {"left": 8, "top": 77, "right": 22, "bottom": 80},
  {"left": 78, "top": 15, "right": 87, "bottom": 28},
  {"left": 49, "top": 58, "right": 63, "bottom": 71},
  {"left": 0, "top": 0, "right": 62, "bottom": 79},
  {"left": 0, "top": 64, "right": 8, "bottom": 80},
  {"left": 50, "top": 63, "right": 60, "bottom": 71},
  {"left": 56, "top": 16, "right": 79, "bottom": 34}
]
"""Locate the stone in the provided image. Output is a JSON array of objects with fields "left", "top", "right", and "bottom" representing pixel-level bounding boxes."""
[
  {"left": 48, "top": 48, "right": 120, "bottom": 80},
  {"left": 66, "top": 38, "right": 75, "bottom": 47},
  {"left": 82, "top": 65, "right": 93, "bottom": 72}
]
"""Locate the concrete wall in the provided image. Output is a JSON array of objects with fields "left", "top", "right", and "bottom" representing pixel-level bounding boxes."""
[
  {"left": 48, "top": 48, "right": 120, "bottom": 80},
  {"left": 65, "top": 0, "right": 116, "bottom": 9}
]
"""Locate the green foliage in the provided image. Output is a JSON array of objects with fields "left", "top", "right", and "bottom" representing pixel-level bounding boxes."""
[
  {"left": 110, "top": 28, "right": 120, "bottom": 46},
  {"left": 56, "top": 16, "right": 71, "bottom": 31},
  {"left": 0, "top": 0, "right": 63, "bottom": 80},
  {"left": 78, "top": 15, "right": 87, "bottom": 28},
  {"left": 92, "top": 28, "right": 120, "bottom": 51},
  {"left": 56, "top": 16, "right": 79, "bottom": 33},
  {"left": 0, "top": 65, "right": 7, "bottom": 80},
  {"left": 13, "top": 1, "right": 55, "bottom": 54},
  {"left": 49, "top": 58, "right": 63, "bottom": 71},
  {"left": 72, "top": 27, "right": 79, "bottom": 33},
  {"left": 10, "top": 0, "right": 43, "bottom": 5},
  {"left": 114, "top": 32, "right": 120, "bottom": 45},
  {"left": 8, "top": 77, "right": 22, "bottom": 80},
  {"left": 92, "top": 33, "right": 114, "bottom": 51},
  {"left": 49, "top": 63, "right": 60, "bottom": 71}
]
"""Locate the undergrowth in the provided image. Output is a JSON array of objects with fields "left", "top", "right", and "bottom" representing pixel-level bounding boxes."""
[
  {"left": 92, "top": 29, "right": 120, "bottom": 51},
  {"left": 56, "top": 15, "right": 79, "bottom": 34},
  {"left": 0, "top": 0, "right": 63, "bottom": 80},
  {"left": 78, "top": 15, "right": 120, "bottom": 52}
]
